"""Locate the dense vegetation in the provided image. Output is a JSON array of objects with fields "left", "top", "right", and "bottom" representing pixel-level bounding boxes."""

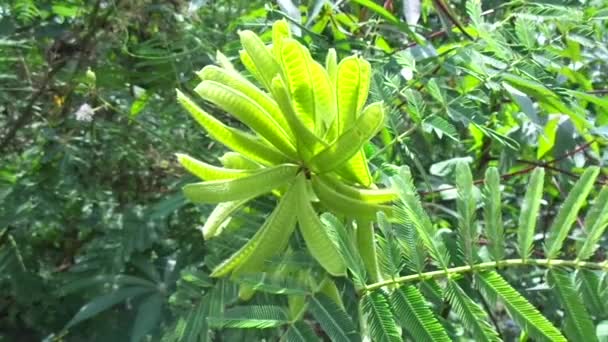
[{"left": 1, "top": 0, "right": 608, "bottom": 341}]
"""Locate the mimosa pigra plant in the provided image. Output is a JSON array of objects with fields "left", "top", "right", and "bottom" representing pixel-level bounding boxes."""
[{"left": 176, "top": 20, "right": 396, "bottom": 279}]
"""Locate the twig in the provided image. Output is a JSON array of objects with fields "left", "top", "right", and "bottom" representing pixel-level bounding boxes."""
[
  {"left": 515, "top": 160, "right": 580, "bottom": 180},
  {"left": 369, "top": 124, "right": 418, "bottom": 161},
  {"left": 432, "top": 0, "right": 474, "bottom": 41},
  {"left": 419, "top": 141, "right": 596, "bottom": 196},
  {"left": 0, "top": 61, "right": 67, "bottom": 152},
  {"left": 0, "top": 0, "right": 115, "bottom": 153},
  {"left": 588, "top": 89, "right": 608, "bottom": 95},
  {"left": 398, "top": 8, "right": 496, "bottom": 51}
]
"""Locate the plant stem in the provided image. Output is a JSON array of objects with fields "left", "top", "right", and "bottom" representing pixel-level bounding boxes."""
[{"left": 364, "top": 258, "right": 608, "bottom": 292}]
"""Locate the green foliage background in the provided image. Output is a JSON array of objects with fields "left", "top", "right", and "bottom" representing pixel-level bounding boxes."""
[{"left": 1, "top": 0, "right": 607, "bottom": 341}]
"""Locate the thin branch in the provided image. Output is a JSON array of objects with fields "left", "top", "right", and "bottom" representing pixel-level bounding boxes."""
[
  {"left": 432, "top": 0, "right": 474, "bottom": 41},
  {"left": 364, "top": 258, "right": 608, "bottom": 292},
  {"left": 0, "top": 61, "right": 67, "bottom": 151},
  {"left": 419, "top": 140, "right": 596, "bottom": 196},
  {"left": 588, "top": 89, "right": 608, "bottom": 95},
  {"left": 516, "top": 159, "right": 578, "bottom": 179},
  {"left": 369, "top": 124, "right": 418, "bottom": 160},
  {"left": 398, "top": 7, "right": 496, "bottom": 51}
]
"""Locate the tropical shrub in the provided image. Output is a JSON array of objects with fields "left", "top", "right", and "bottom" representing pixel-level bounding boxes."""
[
  {"left": 2, "top": 0, "right": 608, "bottom": 341},
  {"left": 174, "top": 18, "right": 608, "bottom": 342},
  {"left": 177, "top": 20, "right": 396, "bottom": 280},
  {"left": 172, "top": 163, "right": 608, "bottom": 342}
]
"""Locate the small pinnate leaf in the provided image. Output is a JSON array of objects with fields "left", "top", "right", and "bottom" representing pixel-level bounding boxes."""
[
  {"left": 445, "top": 280, "right": 500, "bottom": 342},
  {"left": 361, "top": 290, "right": 401, "bottom": 342},
  {"left": 207, "top": 305, "right": 289, "bottom": 329},
  {"left": 476, "top": 271, "right": 566, "bottom": 342},
  {"left": 455, "top": 162, "right": 478, "bottom": 265},
  {"left": 309, "top": 294, "right": 361, "bottom": 342},
  {"left": 517, "top": 167, "right": 544, "bottom": 260},
  {"left": 483, "top": 167, "right": 504, "bottom": 261},
  {"left": 391, "top": 166, "right": 450, "bottom": 269},
  {"left": 390, "top": 285, "right": 451, "bottom": 342},
  {"left": 577, "top": 186, "right": 608, "bottom": 261},
  {"left": 545, "top": 166, "right": 599, "bottom": 259},
  {"left": 282, "top": 321, "right": 319, "bottom": 341},
  {"left": 548, "top": 269, "right": 598, "bottom": 342}
]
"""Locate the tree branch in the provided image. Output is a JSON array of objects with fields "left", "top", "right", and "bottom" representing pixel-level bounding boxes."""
[{"left": 420, "top": 140, "right": 598, "bottom": 197}]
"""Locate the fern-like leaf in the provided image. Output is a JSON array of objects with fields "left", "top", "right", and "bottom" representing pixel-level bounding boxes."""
[
  {"left": 207, "top": 305, "right": 289, "bottom": 329},
  {"left": 575, "top": 270, "right": 607, "bottom": 318},
  {"left": 547, "top": 268, "right": 598, "bottom": 342},
  {"left": 320, "top": 213, "right": 368, "bottom": 287},
  {"left": 390, "top": 285, "right": 450, "bottom": 342},
  {"left": 13, "top": 0, "right": 40, "bottom": 24},
  {"left": 361, "top": 290, "right": 402, "bottom": 342},
  {"left": 308, "top": 294, "right": 361, "bottom": 342},
  {"left": 517, "top": 167, "right": 545, "bottom": 260},
  {"left": 445, "top": 279, "right": 501, "bottom": 342},
  {"left": 483, "top": 167, "right": 504, "bottom": 261},
  {"left": 282, "top": 321, "right": 319, "bottom": 342},
  {"left": 577, "top": 187, "right": 608, "bottom": 261},
  {"left": 545, "top": 166, "right": 599, "bottom": 259},
  {"left": 376, "top": 212, "right": 405, "bottom": 278},
  {"left": 391, "top": 166, "right": 450, "bottom": 269},
  {"left": 455, "top": 162, "right": 478, "bottom": 265},
  {"left": 475, "top": 271, "right": 566, "bottom": 342},
  {"left": 175, "top": 298, "right": 210, "bottom": 342},
  {"left": 393, "top": 219, "right": 427, "bottom": 273}
]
